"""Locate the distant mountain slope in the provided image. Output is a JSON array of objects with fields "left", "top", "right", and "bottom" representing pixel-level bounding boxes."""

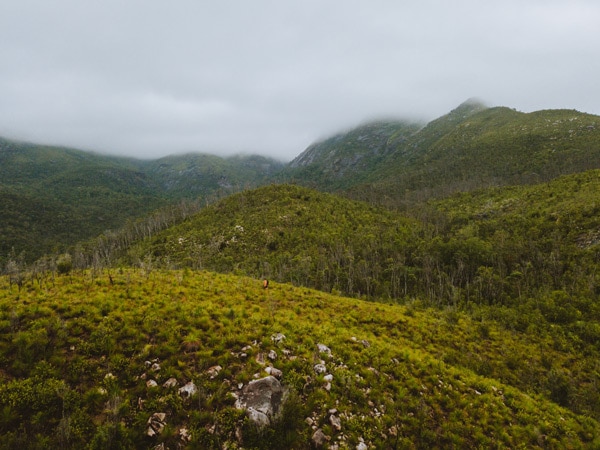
[
  {"left": 0, "top": 138, "right": 167, "bottom": 261},
  {"left": 366, "top": 105, "right": 600, "bottom": 202},
  {"left": 280, "top": 120, "right": 422, "bottom": 190},
  {"left": 141, "top": 153, "right": 284, "bottom": 199},
  {"left": 282, "top": 100, "right": 600, "bottom": 205},
  {"left": 0, "top": 137, "right": 283, "bottom": 263}
]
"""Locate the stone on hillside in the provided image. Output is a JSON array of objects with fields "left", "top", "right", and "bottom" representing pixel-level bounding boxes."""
[
  {"left": 206, "top": 365, "right": 222, "bottom": 379},
  {"left": 179, "top": 427, "right": 191, "bottom": 442},
  {"left": 265, "top": 366, "right": 283, "bottom": 379},
  {"left": 146, "top": 380, "right": 158, "bottom": 388},
  {"left": 235, "top": 376, "right": 286, "bottom": 427},
  {"left": 146, "top": 412, "right": 167, "bottom": 437},
  {"left": 178, "top": 381, "right": 197, "bottom": 398},
  {"left": 314, "top": 363, "right": 327, "bottom": 374},
  {"left": 255, "top": 352, "right": 266, "bottom": 365},
  {"left": 317, "top": 343, "right": 331, "bottom": 354},
  {"left": 312, "top": 428, "right": 329, "bottom": 448},
  {"left": 329, "top": 413, "right": 342, "bottom": 431},
  {"left": 163, "top": 378, "right": 178, "bottom": 388},
  {"left": 268, "top": 349, "right": 278, "bottom": 361},
  {"left": 271, "top": 332, "right": 286, "bottom": 344}
]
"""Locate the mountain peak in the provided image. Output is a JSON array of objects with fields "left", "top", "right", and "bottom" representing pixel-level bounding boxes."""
[{"left": 452, "top": 97, "right": 488, "bottom": 115}]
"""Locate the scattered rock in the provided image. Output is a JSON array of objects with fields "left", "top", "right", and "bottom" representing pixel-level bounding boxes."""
[
  {"left": 255, "top": 352, "right": 266, "bottom": 365},
  {"left": 324, "top": 374, "right": 334, "bottom": 382},
  {"left": 314, "top": 363, "right": 327, "bottom": 374},
  {"left": 163, "top": 378, "right": 178, "bottom": 388},
  {"left": 146, "top": 380, "right": 158, "bottom": 388},
  {"left": 265, "top": 366, "right": 283, "bottom": 379},
  {"left": 317, "top": 343, "right": 331, "bottom": 355},
  {"left": 235, "top": 376, "right": 287, "bottom": 427},
  {"left": 271, "top": 333, "right": 286, "bottom": 344},
  {"left": 206, "top": 365, "right": 222, "bottom": 379},
  {"left": 179, "top": 427, "right": 191, "bottom": 442},
  {"left": 151, "top": 362, "right": 161, "bottom": 372},
  {"left": 329, "top": 414, "right": 342, "bottom": 431},
  {"left": 268, "top": 350, "right": 278, "bottom": 361},
  {"left": 178, "top": 381, "right": 197, "bottom": 398},
  {"left": 146, "top": 412, "right": 167, "bottom": 437},
  {"left": 312, "top": 428, "right": 330, "bottom": 448}
]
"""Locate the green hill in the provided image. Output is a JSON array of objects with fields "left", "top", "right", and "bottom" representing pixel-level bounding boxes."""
[
  {"left": 367, "top": 105, "right": 600, "bottom": 203},
  {"left": 1, "top": 269, "right": 598, "bottom": 448},
  {"left": 0, "top": 138, "right": 283, "bottom": 264},
  {"left": 122, "top": 173, "right": 600, "bottom": 310},
  {"left": 0, "top": 138, "right": 167, "bottom": 263},
  {"left": 121, "top": 184, "right": 423, "bottom": 299},
  {"left": 283, "top": 100, "right": 600, "bottom": 206}
]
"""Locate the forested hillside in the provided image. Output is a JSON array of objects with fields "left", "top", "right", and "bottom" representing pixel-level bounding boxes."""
[
  {"left": 0, "top": 138, "right": 167, "bottom": 263},
  {"left": 0, "top": 138, "right": 282, "bottom": 264}
]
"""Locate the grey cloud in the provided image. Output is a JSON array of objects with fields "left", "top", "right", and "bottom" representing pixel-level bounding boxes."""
[{"left": 1, "top": 0, "right": 599, "bottom": 160}]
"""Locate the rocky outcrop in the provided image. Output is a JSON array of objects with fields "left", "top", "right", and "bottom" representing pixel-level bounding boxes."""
[{"left": 235, "top": 376, "right": 287, "bottom": 427}]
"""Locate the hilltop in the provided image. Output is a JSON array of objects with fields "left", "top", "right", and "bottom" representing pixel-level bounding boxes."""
[
  {"left": 283, "top": 100, "right": 600, "bottom": 206},
  {"left": 1, "top": 269, "right": 598, "bottom": 448}
]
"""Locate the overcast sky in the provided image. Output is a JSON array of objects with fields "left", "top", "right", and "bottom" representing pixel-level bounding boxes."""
[{"left": 1, "top": 1, "right": 599, "bottom": 161}]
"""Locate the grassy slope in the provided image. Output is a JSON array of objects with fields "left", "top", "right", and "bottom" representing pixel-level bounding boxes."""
[{"left": 1, "top": 269, "right": 598, "bottom": 449}]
